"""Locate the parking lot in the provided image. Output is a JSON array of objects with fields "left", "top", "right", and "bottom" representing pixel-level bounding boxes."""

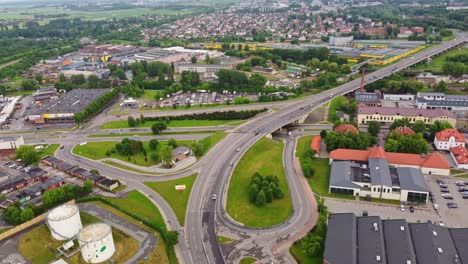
[
  {"left": 157, "top": 91, "right": 260, "bottom": 107},
  {"left": 325, "top": 174, "right": 468, "bottom": 228}
]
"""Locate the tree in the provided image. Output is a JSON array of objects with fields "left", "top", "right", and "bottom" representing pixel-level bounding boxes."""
[
  {"left": 384, "top": 138, "right": 399, "bottom": 152},
  {"left": 191, "top": 55, "right": 197, "bottom": 64},
  {"left": 128, "top": 116, "right": 136, "bottom": 127},
  {"left": 255, "top": 190, "right": 266, "bottom": 206},
  {"left": 389, "top": 118, "right": 411, "bottom": 130},
  {"left": 114, "top": 67, "right": 127, "bottom": 80},
  {"left": 87, "top": 75, "right": 99, "bottom": 89},
  {"left": 83, "top": 179, "right": 94, "bottom": 193},
  {"left": 320, "top": 130, "right": 327, "bottom": 139},
  {"left": 15, "top": 145, "right": 39, "bottom": 166},
  {"left": 367, "top": 121, "right": 381, "bottom": 137},
  {"left": 168, "top": 138, "right": 178, "bottom": 148},
  {"left": 302, "top": 160, "right": 315, "bottom": 178},
  {"left": 429, "top": 121, "right": 453, "bottom": 139},
  {"left": 151, "top": 121, "right": 167, "bottom": 134},
  {"left": 191, "top": 142, "right": 203, "bottom": 157},
  {"left": 71, "top": 74, "right": 86, "bottom": 85},
  {"left": 90, "top": 169, "right": 100, "bottom": 175},
  {"left": 20, "top": 207, "right": 35, "bottom": 223},
  {"left": 35, "top": 74, "right": 43, "bottom": 84},
  {"left": 150, "top": 152, "right": 159, "bottom": 161},
  {"left": 442, "top": 62, "right": 465, "bottom": 77},
  {"left": 21, "top": 79, "right": 38, "bottom": 91},
  {"left": 165, "top": 230, "right": 179, "bottom": 246},
  {"left": 435, "top": 80, "right": 447, "bottom": 93},
  {"left": 58, "top": 73, "right": 66, "bottom": 83},
  {"left": 412, "top": 120, "right": 426, "bottom": 134},
  {"left": 149, "top": 139, "right": 160, "bottom": 150},
  {"left": 161, "top": 145, "right": 173, "bottom": 167},
  {"left": 248, "top": 184, "right": 258, "bottom": 202}
]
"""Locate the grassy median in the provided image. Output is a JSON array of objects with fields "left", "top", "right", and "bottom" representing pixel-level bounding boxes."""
[
  {"left": 145, "top": 173, "right": 197, "bottom": 225},
  {"left": 100, "top": 119, "right": 242, "bottom": 129},
  {"left": 226, "top": 137, "right": 292, "bottom": 228}
]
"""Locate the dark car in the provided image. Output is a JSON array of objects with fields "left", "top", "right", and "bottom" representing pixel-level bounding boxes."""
[
  {"left": 459, "top": 187, "right": 468, "bottom": 192},
  {"left": 60, "top": 146, "right": 64, "bottom": 150},
  {"left": 409, "top": 206, "right": 414, "bottom": 213},
  {"left": 442, "top": 195, "right": 454, "bottom": 200},
  {"left": 447, "top": 202, "right": 458, "bottom": 209},
  {"left": 440, "top": 189, "right": 450, "bottom": 193},
  {"left": 439, "top": 184, "right": 448, "bottom": 188},
  {"left": 436, "top": 179, "right": 447, "bottom": 184},
  {"left": 462, "top": 195, "right": 468, "bottom": 199}
]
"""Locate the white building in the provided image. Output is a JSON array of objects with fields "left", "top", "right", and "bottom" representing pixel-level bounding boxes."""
[
  {"left": 434, "top": 128, "right": 466, "bottom": 150},
  {"left": 383, "top": 94, "right": 415, "bottom": 101},
  {"left": 450, "top": 145, "right": 468, "bottom": 170},
  {"left": 416, "top": 92, "right": 468, "bottom": 111},
  {"left": 0, "top": 136, "right": 24, "bottom": 150}
]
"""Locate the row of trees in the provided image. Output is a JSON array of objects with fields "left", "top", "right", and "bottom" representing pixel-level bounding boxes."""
[
  {"left": 3, "top": 181, "right": 93, "bottom": 225},
  {"left": 144, "top": 109, "right": 267, "bottom": 122},
  {"left": 217, "top": 70, "right": 267, "bottom": 91},
  {"left": 385, "top": 133, "right": 429, "bottom": 154},
  {"left": 322, "top": 130, "right": 377, "bottom": 152},
  {"left": 248, "top": 173, "right": 285, "bottom": 207},
  {"left": 74, "top": 89, "right": 119, "bottom": 123},
  {"left": 54, "top": 74, "right": 111, "bottom": 91},
  {"left": 15, "top": 145, "right": 40, "bottom": 166}
]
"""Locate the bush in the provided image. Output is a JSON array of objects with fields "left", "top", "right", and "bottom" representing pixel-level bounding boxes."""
[{"left": 248, "top": 173, "right": 284, "bottom": 206}]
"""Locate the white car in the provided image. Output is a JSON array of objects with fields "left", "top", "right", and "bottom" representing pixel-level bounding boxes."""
[
  {"left": 212, "top": 194, "right": 217, "bottom": 200},
  {"left": 400, "top": 205, "right": 405, "bottom": 211},
  {"left": 433, "top": 203, "right": 439, "bottom": 210}
]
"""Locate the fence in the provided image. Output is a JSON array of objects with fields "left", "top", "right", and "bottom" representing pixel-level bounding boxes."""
[{"left": 0, "top": 200, "right": 75, "bottom": 241}]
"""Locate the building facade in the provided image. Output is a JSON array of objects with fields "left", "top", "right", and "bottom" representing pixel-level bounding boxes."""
[
  {"left": 0, "top": 136, "right": 24, "bottom": 150},
  {"left": 434, "top": 128, "right": 466, "bottom": 150},
  {"left": 357, "top": 106, "right": 456, "bottom": 126}
]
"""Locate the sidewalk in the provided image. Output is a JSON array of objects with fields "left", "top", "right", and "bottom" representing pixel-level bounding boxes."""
[{"left": 99, "top": 156, "right": 196, "bottom": 173}]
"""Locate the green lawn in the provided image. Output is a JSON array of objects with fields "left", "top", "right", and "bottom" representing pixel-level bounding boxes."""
[
  {"left": 290, "top": 244, "right": 322, "bottom": 264},
  {"left": 217, "top": 236, "right": 235, "bottom": 244},
  {"left": 111, "top": 184, "right": 127, "bottom": 193},
  {"left": 88, "top": 130, "right": 216, "bottom": 137},
  {"left": 141, "top": 90, "right": 163, "bottom": 101},
  {"left": 296, "top": 136, "right": 353, "bottom": 200},
  {"left": 102, "top": 160, "right": 160, "bottom": 175},
  {"left": 35, "top": 144, "right": 59, "bottom": 159},
  {"left": 226, "top": 137, "right": 293, "bottom": 228},
  {"left": 100, "top": 119, "right": 242, "bottom": 129},
  {"left": 100, "top": 191, "right": 166, "bottom": 229},
  {"left": 239, "top": 257, "right": 257, "bottom": 264},
  {"left": 145, "top": 173, "right": 197, "bottom": 225},
  {"left": 72, "top": 139, "right": 193, "bottom": 167},
  {"left": 17, "top": 212, "right": 138, "bottom": 264},
  {"left": 327, "top": 96, "right": 348, "bottom": 122},
  {"left": 414, "top": 48, "right": 468, "bottom": 71},
  {"left": 198, "top": 131, "right": 226, "bottom": 153}
]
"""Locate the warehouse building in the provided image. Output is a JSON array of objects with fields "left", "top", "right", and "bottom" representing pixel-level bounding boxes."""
[
  {"left": 357, "top": 106, "right": 456, "bottom": 126},
  {"left": 0, "top": 136, "right": 24, "bottom": 150},
  {"left": 324, "top": 213, "right": 468, "bottom": 264},
  {"left": 26, "top": 89, "right": 110, "bottom": 124},
  {"left": 416, "top": 92, "right": 468, "bottom": 111}
]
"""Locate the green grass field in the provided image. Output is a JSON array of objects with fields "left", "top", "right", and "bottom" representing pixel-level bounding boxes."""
[
  {"left": 327, "top": 96, "right": 348, "bottom": 123},
  {"left": 239, "top": 257, "right": 257, "bottom": 264},
  {"left": 101, "top": 191, "right": 166, "bottom": 228},
  {"left": 226, "top": 137, "right": 293, "bottom": 228},
  {"left": 217, "top": 236, "right": 235, "bottom": 244},
  {"left": 414, "top": 48, "right": 468, "bottom": 71},
  {"left": 72, "top": 139, "right": 192, "bottom": 167},
  {"left": 141, "top": 90, "right": 163, "bottom": 101},
  {"left": 296, "top": 136, "right": 352, "bottom": 200},
  {"left": 17, "top": 212, "right": 138, "bottom": 264},
  {"left": 35, "top": 144, "right": 59, "bottom": 159},
  {"left": 100, "top": 119, "right": 242, "bottom": 129},
  {"left": 145, "top": 173, "right": 197, "bottom": 225}
]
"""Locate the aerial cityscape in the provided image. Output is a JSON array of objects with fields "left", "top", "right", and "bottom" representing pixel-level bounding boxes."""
[{"left": 0, "top": 0, "right": 467, "bottom": 263}]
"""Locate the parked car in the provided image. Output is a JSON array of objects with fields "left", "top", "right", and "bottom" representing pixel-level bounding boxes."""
[
  {"left": 439, "top": 183, "right": 448, "bottom": 188},
  {"left": 400, "top": 205, "right": 405, "bottom": 211},
  {"left": 440, "top": 189, "right": 450, "bottom": 193},
  {"left": 409, "top": 206, "right": 414, "bottom": 213},
  {"left": 433, "top": 203, "right": 439, "bottom": 210},
  {"left": 442, "top": 193, "right": 454, "bottom": 199},
  {"left": 438, "top": 221, "right": 445, "bottom": 226},
  {"left": 436, "top": 179, "right": 447, "bottom": 184},
  {"left": 430, "top": 197, "right": 436, "bottom": 203},
  {"left": 462, "top": 195, "right": 468, "bottom": 199},
  {"left": 60, "top": 146, "right": 64, "bottom": 150},
  {"left": 458, "top": 187, "right": 468, "bottom": 192},
  {"left": 212, "top": 194, "right": 217, "bottom": 200},
  {"left": 460, "top": 191, "right": 468, "bottom": 195},
  {"left": 455, "top": 181, "right": 466, "bottom": 186},
  {"left": 447, "top": 202, "right": 458, "bottom": 209}
]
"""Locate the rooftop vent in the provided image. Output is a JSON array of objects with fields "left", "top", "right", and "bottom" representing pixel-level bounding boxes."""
[
  {"left": 373, "top": 223, "right": 378, "bottom": 231},
  {"left": 433, "top": 231, "right": 438, "bottom": 236},
  {"left": 400, "top": 226, "right": 405, "bottom": 231},
  {"left": 406, "top": 261, "right": 412, "bottom": 264},
  {"left": 376, "top": 256, "right": 381, "bottom": 261}
]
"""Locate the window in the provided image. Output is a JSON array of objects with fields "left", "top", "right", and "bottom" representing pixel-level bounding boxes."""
[{"left": 330, "top": 187, "right": 354, "bottom": 196}]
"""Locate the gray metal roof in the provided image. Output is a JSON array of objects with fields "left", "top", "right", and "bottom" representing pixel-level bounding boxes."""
[
  {"left": 369, "top": 158, "right": 392, "bottom": 187},
  {"left": 417, "top": 92, "right": 445, "bottom": 97},
  {"left": 417, "top": 97, "right": 468, "bottom": 107},
  {"left": 323, "top": 213, "right": 357, "bottom": 264},
  {"left": 449, "top": 228, "right": 468, "bottom": 264},
  {"left": 329, "top": 161, "right": 362, "bottom": 189},
  {"left": 357, "top": 216, "right": 386, "bottom": 264},
  {"left": 396, "top": 167, "right": 429, "bottom": 193},
  {"left": 382, "top": 220, "right": 417, "bottom": 264},
  {"left": 409, "top": 223, "right": 460, "bottom": 264}
]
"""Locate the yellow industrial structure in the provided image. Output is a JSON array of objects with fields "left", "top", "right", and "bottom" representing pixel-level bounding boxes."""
[{"left": 344, "top": 45, "right": 426, "bottom": 65}]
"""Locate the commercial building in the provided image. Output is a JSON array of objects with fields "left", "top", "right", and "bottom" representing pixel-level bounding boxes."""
[
  {"left": 416, "top": 92, "right": 468, "bottom": 111},
  {"left": 434, "top": 128, "right": 465, "bottom": 150},
  {"left": 0, "top": 136, "right": 24, "bottom": 150},
  {"left": 172, "top": 146, "right": 191, "bottom": 163},
  {"left": 33, "top": 87, "right": 57, "bottom": 102},
  {"left": 330, "top": 146, "right": 451, "bottom": 176},
  {"left": 324, "top": 213, "right": 468, "bottom": 264},
  {"left": 383, "top": 93, "right": 415, "bottom": 101},
  {"left": 354, "top": 90, "right": 381, "bottom": 107},
  {"left": 26, "top": 89, "right": 111, "bottom": 124},
  {"left": 330, "top": 158, "right": 429, "bottom": 203},
  {"left": 174, "top": 63, "right": 233, "bottom": 74},
  {"left": 357, "top": 106, "right": 456, "bottom": 126},
  {"left": 450, "top": 145, "right": 468, "bottom": 170},
  {"left": 329, "top": 36, "right": 354, "bottom": 46}
]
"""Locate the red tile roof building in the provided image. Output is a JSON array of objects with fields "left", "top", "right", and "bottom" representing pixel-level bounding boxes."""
[
  {"left": 434, "top": 128, "right": 466, "bottom": 150},
  {"left": 311, "top": 136, "right": 321, "bottom": 153},
  {"left": 334, "top": 124, "right": 359, "bottom": 134},
  {"left": 357, "top": 106, "right": 456, "bottom": 126},
  {"left": 450, "top": 145, "right": 468, "bottom": 169},
  {"left": 330, "top": 146, "right": 450, "bottom": 176},
  {"left": 392, "top": 126, "right": 416, "bottom": 136}
]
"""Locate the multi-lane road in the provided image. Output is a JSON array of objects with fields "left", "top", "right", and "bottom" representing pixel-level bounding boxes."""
[{"left": 3, "top": 34, "right": 466, "bottom": 264}]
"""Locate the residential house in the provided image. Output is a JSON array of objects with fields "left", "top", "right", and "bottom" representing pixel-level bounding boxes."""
[
  {"left": 450, "top": 145, "right": 468, "bottom": 170},
  {"left": 172, "top": 146, "right": 191, "bottom": 163},
  {"left": 334, "top": 124, "right": 359, "bottom": 134},
  {"left": 392, "top": 126, "right": 416, "bottom": 136}
]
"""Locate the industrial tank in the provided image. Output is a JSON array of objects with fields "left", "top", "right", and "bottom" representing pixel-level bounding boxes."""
[
  {"left": 78, "top": 223, "right": 115, "bottom": 263},
  {"left": 46, "top": 204, "right": 82, "bottom": 240}
]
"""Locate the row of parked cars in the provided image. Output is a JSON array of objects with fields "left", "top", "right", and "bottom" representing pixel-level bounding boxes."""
[
  {"left": 435, "top": 179, "right": 468, "bottom": 209},
  {"left": 4, "top": 161, "right": 24, "bottom": 171}
]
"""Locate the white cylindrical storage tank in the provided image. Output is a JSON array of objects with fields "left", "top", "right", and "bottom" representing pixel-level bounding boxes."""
[
  {"left": 78, "top": 223, "right": 115, "bottom": 263},
  {"left": 46, "top": 204, "right": 82, "bottom": 241}
]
